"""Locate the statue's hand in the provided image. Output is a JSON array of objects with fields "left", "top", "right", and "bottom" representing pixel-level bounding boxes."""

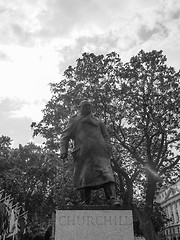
[{"left": 60, "top": 153, "right": 68, "bottom": 159}]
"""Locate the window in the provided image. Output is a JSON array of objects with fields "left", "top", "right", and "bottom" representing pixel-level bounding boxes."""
[
  {"left": 175, "top": 201, "right": 180, "bottom": 223},
  {"left": 176, "top": 211, "right": 179, "bottom": 223},
  {"left": 171, "top": 204, "right": 175, "bottom": 223}
]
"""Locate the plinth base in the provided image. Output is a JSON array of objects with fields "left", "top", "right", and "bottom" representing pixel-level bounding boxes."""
[{"left": 53, "top": 206, "right": 134, "bottom": 240}]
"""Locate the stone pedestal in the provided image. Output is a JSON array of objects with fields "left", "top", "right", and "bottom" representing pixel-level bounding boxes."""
[{"left": 53, "top": 206, "right": 134, "bottom": 240}]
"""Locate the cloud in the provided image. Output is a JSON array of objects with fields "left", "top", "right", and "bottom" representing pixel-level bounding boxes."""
[
  {"left": 37, "top": 0, "right": 113, "bottom": 39},
  {"left": 0, "top": 45, "right": 60, "bottom": 101},
  {"left": 0, "top": 0, "right": 179, "bottom": 46},
  {"left": 10, "top": 100, "right": 46, "bottom": 121},
  {"left": 0, "top": 50, "right": 11, "bottom": 61},
  {"left": 0, "top": 0, "right": 138, "bottom": 45},
  {"left": 0, "top": 98, "right": 23, "bottom": 114},
  {"left": 1, "top": 0, "right": 180, "bottom": 77},
  {"left": 0, "top": 97, "right": 44, "bottom": 147},
  {"left": 58, "top": 32, "right": 136, "bottom": 72},
  {"left": 0, "top": 0, "right": 44, "bottom": 46},
  {"left": 0, "top": 97, "right": 44, "bottom": 122}
]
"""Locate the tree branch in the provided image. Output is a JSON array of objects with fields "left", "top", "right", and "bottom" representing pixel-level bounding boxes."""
[
  {"left": 131, "top": 167, "right": 141, "bottom": 182},
  {"left": 167, "top": 138, "right": 180, "bottom": 145},
  {"left": 143, "top": 117, "right": 153, "bottom": 163},
  {"left": 157, "top": 142, "right": 168, "bottom": 168},
  {"left": 111, "top": 157, "right": 133, "bottom": 206},
  {"left": 134, "top": 135, "right": 145, "bottom": 149},
  {"left": 160, "top": 156, "right": 180, "bottom": 174},
  {"left": 155, "top": 132, "right": 165, "bottom": 165}
]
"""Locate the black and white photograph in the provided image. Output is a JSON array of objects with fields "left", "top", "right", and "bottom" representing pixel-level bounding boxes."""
[{"left": 0, "top": 1, "right": 180, "bottom": 239}]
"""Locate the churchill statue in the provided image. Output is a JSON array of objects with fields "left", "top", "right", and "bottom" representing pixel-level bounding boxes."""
[{"left": 60, "top": 100, "right": 120, "bottom": 206}]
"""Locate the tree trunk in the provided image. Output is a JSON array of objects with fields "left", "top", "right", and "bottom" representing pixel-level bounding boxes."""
[
  {"left": 140, "top": 214, "right": 160, "bottom": 240},
  {"left": 112, "top": 158, "right": 133, "bottom": 207},
  {"left": 141, "top": 173, "right": 160, "bottom": 239},
  {"left": 134, "top": 207, "right": 160, "bottom": 240}
]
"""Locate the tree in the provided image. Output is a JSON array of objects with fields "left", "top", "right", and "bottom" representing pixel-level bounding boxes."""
[
  {"left": 0, "top": 134, "right": 78, "bottom": 237},
  {"left": 10, "top": 143, "right": 59, "bottom": 224},
  {"left": 32, "top": 50, "right": 180, "bottom": 240},
  {"left": 0, "top": 139, "right": 58, "bottom": 236},
  {"left": 120, "top": 50, "right": 180, "bottom": 239}
]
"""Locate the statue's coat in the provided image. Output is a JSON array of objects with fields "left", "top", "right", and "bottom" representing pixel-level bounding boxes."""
[{"left": 60, "top": 113, "right": 115, "bottom": 189}]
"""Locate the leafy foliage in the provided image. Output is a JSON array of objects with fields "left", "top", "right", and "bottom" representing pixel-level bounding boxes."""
[{"left": 0, "top": 137, "right": 66, "bottom": 235}]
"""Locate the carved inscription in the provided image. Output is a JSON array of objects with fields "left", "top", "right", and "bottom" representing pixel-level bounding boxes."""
[
  {"left": 55, "top": 210, "right": 134, "bottom": 240},
  {"left": 58, "top": 214, "right": 132, "bottom": 226}
]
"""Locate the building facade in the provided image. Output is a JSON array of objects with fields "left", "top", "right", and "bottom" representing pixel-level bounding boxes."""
[{"left": 156, "top": 179, "right": 180, "bottom": 240}]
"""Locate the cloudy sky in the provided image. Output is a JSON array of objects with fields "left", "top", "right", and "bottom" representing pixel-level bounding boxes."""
[{"left": 0, "top": 0, "right": 180, "bottom": 147}]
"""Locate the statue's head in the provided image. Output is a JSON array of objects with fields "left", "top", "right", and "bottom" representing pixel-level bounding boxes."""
[{"left": 79, "top": 100, "right": 92, "bottom": 116}]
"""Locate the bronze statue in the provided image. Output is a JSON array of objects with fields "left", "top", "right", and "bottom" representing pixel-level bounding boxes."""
[{"left": 60, "top": 100, "right": 120, "bottom": 205}]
